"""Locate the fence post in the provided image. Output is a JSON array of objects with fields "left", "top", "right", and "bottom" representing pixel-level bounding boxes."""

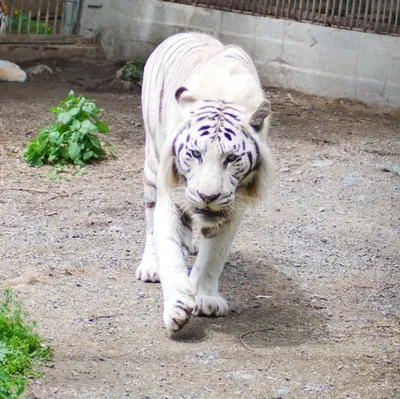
[{"left": 61, "top": 0, "right": 83, "bottom": 34}]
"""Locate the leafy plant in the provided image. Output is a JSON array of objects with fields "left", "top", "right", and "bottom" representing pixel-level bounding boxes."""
[
  {"left": 11, "top": 11, "right": 53, "bottom": 34},
  {"left": 0, "top": 289, "right": 52, "bottom": 398},
  {"left": 23, "top": 91, "right": 112, "bottom": 167},
  {"left": 121, "top": 59, "right": 145, "bottom": 82}
]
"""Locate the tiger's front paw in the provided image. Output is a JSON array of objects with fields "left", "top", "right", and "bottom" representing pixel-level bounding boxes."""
[
  {"left": 136, "top": 253, "right": 159, "bottom": 282},
  {"left": 163, "top": 277, "right": 196, "bottom": 334},
  {"left": 193, "top": 294, "right": 228, "bottom": 317}
]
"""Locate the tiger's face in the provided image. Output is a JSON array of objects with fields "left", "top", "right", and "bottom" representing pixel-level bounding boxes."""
[
  {"left": 0, "top": 1, "right": 8, "bottom": 35},
  {"left": 172, "top": 89, "right": 270, "bottom": 222}
]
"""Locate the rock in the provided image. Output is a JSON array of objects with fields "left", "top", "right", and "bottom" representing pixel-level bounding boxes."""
[
  {"left": 302, "top": 383, "right": 329, "bottom": 392},
  {"left": 311, "top": 159, "right": 334, "bottom": 168},
  {"left": 116, "top": 67, "right": 124, "bottom": 80},
  {"left": 391, "top": 165, "right": 400, "bottom": 176},
  {"left": 279, "top": 167, "right": 290, "bottom": 172},
  {"left": 299, "top": 104, "right": 315, "bottom": 111},
  {"left": 340, "top": 177, "right": 358, "bottom": 186},
  {"left": 26, "top": 64, "right": 53, "bottom": 75},
  {"left": 274, "top": 387, "right": 294, "bottom": 397}
]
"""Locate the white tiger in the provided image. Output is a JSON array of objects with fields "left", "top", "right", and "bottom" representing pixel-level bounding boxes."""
[
  {"left": 0, "top": 0, "right": 27, "bottom": 83},
  {"left": 136, "top": 32, "right": 273, "bottom": 334}
]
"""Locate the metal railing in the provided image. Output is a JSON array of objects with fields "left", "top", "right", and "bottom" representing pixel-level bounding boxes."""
[
  {"left": 163, "top": 0, "right": 400, "bottom": 35},
  {"left": 6, "top": 0, "right": 83, "bottom": 34}
]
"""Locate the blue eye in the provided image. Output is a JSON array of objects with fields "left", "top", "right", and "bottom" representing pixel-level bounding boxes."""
[{"left": 192, "top": 150, "right": 201, "bottom": 158}]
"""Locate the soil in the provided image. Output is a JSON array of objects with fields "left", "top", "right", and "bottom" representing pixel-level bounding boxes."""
[{"left": 0, "top": 59, "right": 399, "bottom": 399}]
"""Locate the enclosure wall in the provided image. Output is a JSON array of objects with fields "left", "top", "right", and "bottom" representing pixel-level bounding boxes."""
[{"left": 79, "top": 0, "right": 400, "bottom": 107}]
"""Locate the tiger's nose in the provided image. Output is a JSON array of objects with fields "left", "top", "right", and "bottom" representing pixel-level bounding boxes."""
[{"left": 198, "top": 191, "right": 220, "bottom": 204}]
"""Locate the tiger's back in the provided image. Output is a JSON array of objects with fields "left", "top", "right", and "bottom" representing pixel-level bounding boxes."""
[{"left": 142, "top": 33, "right": 265, "bottom": 158}]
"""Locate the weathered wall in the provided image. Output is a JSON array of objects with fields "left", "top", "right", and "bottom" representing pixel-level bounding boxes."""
[{"left": 79, "top": 0, "right": 400, "bottom": 107}]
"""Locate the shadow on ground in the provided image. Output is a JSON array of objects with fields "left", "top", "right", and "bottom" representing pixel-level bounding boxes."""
[{"left": 172, "top": 251, "right": 326, "bottom": 350}]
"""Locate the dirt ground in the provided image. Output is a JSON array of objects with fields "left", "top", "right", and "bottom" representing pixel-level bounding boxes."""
[{"left": 0, "top": 60, "right": 399, "bottom": 399}]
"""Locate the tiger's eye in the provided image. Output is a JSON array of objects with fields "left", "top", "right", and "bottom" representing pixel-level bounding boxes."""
[
  {"left": 226, "top": 154, "right": 238, "bottom": 163},
  {"left": 192, "top": 150, "right": 201, "bottom": 158}
]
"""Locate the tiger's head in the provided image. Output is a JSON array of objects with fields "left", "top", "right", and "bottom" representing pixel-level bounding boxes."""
[
  {"left": 161, "top": 87, "right": 273, "bottom": 224},
  {"left": 0, "top": 1, "right": 8, "bottom": 35}
]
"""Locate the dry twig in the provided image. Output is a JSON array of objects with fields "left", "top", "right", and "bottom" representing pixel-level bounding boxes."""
[{"left": 239, "top": 328, "right": 275, "bottom": 351}]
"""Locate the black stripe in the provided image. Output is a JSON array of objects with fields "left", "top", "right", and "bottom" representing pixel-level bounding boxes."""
[
  {"left": 199, "top": 125, "right": 212, "bottom": 131},
  {"left": 181, "top": 213, "right": 192, "bottom": 230},
  {"left": 163, "top": 36, "right": 198, "bottom": 66},
  {"left": 225, "top": 128, "right": 236, "bottom": 136},
  {"left": 224, "top": 112, "right": 240, "bottom": 120},
  {"left": 198, "top": 106, "right": 222, "bottom": 112},
  {"left": 253, "top": 138, "right": 260, "bottom": 164},
  {"left": 172, "top": 131, "right": 184, "bottom": 156},
  {"left": 222, "top": 106, "right": 241, "bottom": 113},
  {"left": 247, "top": 151, "right": 253, "bottom": 170},
  {"left": 195, "top": 110, "right": 220, "bottom": 117},
  {"left": 158, "top": 81, "right": 164, "bottom": 124}
]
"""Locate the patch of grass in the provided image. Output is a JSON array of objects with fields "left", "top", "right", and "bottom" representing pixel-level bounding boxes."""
[
  {"left": 22, "top": 90, "right": 113, "bottom": 168},
  {"left": 121, "top": 59, "right": 145, "bottom": 82},
  {"left": 0, "top": 289, "right": 52, "bottom": 399}
]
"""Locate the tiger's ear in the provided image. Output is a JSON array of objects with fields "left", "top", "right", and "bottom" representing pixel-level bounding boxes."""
[
  {"left": 175, "top": 87, "right": 198, "bottom": 107},
  {"left": 249, "top": 100, "right": 271, "bottom": 132}
]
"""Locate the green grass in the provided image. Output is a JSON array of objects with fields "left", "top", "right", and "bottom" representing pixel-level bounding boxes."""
[{"left": 0, "top": 289, "right": 52, "bottom": 399}]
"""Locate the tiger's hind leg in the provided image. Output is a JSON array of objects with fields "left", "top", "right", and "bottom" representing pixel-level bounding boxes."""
[{"left": 136, "top": 165, "right": 160, "bottom": 282}]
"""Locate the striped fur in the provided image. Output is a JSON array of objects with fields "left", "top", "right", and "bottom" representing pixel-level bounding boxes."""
[
  {"left": 0, "top": 2, "right": 27, "bottom": 83},
  {"left": 136, "top": 33, "right": 273, "bottom": 334}
]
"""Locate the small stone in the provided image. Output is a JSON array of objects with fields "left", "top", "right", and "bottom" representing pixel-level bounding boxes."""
[
  {"left": 275, "top": 387, "right": 293, "bottom": 397},
  {"left": 311, "top": 159, "right": 334, "bottom": 168},
  {"left": 340, "top": 177, "right": 358, "bottom": 186},
  {"left": 299, "top": 104, "right": 315, "bottom": 111},
  {"left": 391, "top": 165, "right": 400, "bottom": 175},
  {"left": 302, "top": 383, "right": 329, "bottom": 392}
]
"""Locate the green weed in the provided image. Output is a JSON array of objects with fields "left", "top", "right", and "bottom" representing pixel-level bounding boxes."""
[
  {"left": 23, "top": 90, "right": 112, "bottom": 168},
  {"left": 10, "top": 12, "right": 53, "bottom": 34},
  {"left": 0, "top": 289, "right": 52, "bottom": 398},
  {"left": 121, "top": 59, "right": 145, "bottom": 82}
]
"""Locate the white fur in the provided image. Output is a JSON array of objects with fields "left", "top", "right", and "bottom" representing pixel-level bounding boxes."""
[
  {"left": 137, "top": 33, "right": 273, "bottom": 334},
  {"left": 0, "top": 7, "right": 27, "bottom": 83},
  {"left": 0, "top": 60, "right": 27, "bottom": 82}
]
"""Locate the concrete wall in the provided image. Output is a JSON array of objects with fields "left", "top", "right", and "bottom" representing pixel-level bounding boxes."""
[
  {"left": 0, "top": 35, "right": 104, "bottom": 64},
  {"left": 79, "top": 0, "right": 400, "bottom": 107}
]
